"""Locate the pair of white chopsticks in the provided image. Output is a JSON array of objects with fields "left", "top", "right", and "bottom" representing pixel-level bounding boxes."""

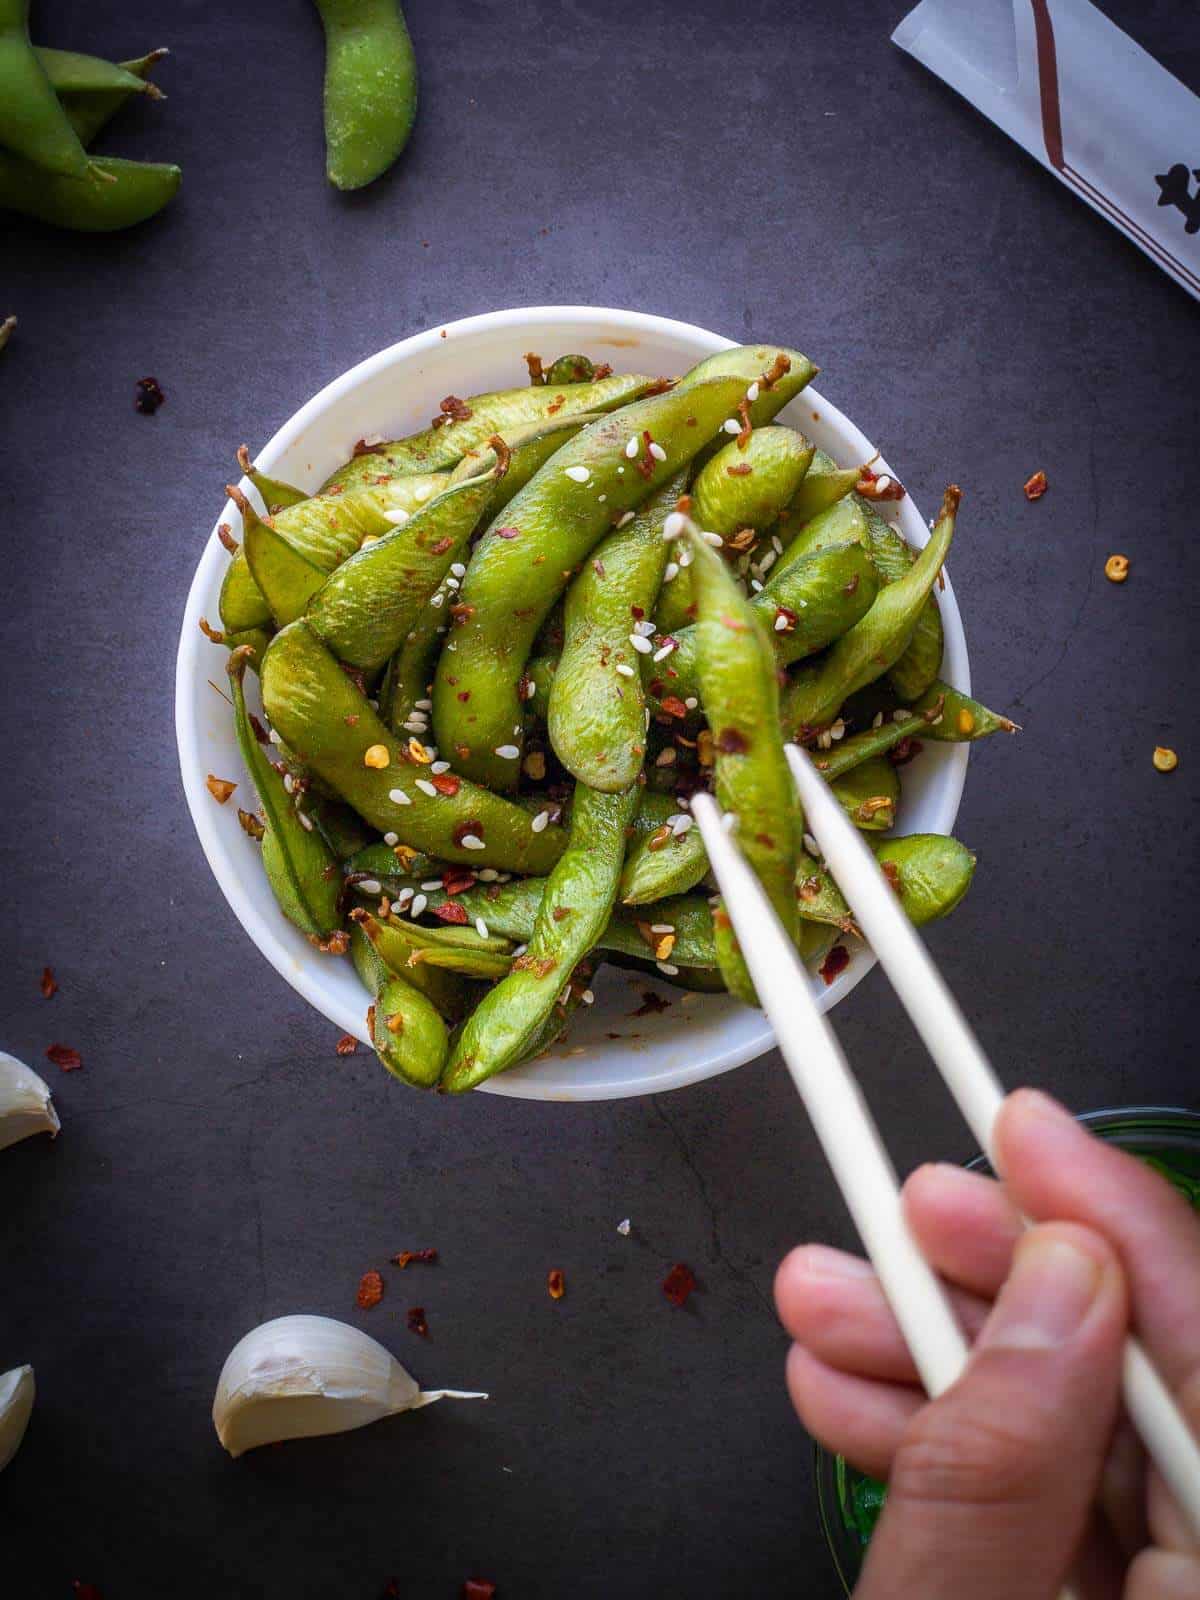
[{"left": 690, "top": 745, "right": 1200, "bottom": 1558}]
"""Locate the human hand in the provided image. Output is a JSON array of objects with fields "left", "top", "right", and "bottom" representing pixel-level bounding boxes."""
[{"left": 775, "top": 1090, "right": 1200, "bottom": 1598}]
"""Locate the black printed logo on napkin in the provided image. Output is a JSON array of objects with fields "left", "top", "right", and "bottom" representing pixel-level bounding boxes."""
[{"left": 1155, "top": 165, "right": 1200, "bottom": 235}]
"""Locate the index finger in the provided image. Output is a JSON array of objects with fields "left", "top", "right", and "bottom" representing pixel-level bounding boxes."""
[{"left": 995, "top": 1090, "right": 1200, "bottom": 1407}]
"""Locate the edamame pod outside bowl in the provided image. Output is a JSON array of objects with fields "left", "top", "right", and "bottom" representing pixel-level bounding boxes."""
[
  {"left": 814, "top": 1105, "right": 1200, "bottom": 1594},
  {"left": 176, "top": 308, "right": 972, "bottom": 1100}
]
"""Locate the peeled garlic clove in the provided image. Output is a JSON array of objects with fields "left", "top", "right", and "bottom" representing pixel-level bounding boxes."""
[
  {"left": 212, "top": 1314, "right": 486, "bottom": 1458},
  {"left": 0, "top": 1366, "right": 35, "bottom": 1472},
  {"left": 0, "top": 1053, "right": 60, "bottom": 1152}
]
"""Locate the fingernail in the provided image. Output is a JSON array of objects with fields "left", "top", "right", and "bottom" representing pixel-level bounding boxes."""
[
  {"left": 980, "top": 1233, "right": 1102, "bottom": 1351},
  {"left": 798, "top": 1244, "right": 875, "bottom": 1280}
]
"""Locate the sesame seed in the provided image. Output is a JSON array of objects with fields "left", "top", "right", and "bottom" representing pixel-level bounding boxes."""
[
  {"left": 652, "top": 641, "right": 676, "bottom": 662},
  {"left": 522, "top": 677, "right": 537, "bottom": 699},
  {"left": 708, "top": 894, "right": 722, "bottom": 908},
  {"left": 893, "top": 709, "right": 913, "bottom": 723},
  {"left": 803, "top": 832, "right": 820, "bottom": 856},
  {"left": 558, "top": 983, "right": 571, "bottom": 1005},
  {"left": 394, "top": 887, "right": 414, "bottom": 907},
  {"left": 358, "top": 878, "right": 383, "bottom": 895},
  {"left": 360, "top": 433, "right": 384, "bottom": 448},
  {"left": 581, "top": 989, "right": 595, "bottom": 1005},
  {"left": 296, "top": 809, "right": 313, "bottom": 832},
  {"left": 650, "top": 922, "right": 674, "bottom": 934},
  {"left": 750, "top": 579, "right": 763, "bottom": 592},
  {"left": 673, "top": 815, "right": 694, "bottom": 835},
  {"left": 655, "top": 748, "right": 676, "bottom": 767},
  {"left": 410, "top": 893, "right": 428, "bottom": 917},
  {"left": 512, "top": 943, "right": 528, "bottom": 959},
  {"left": 403, "top": 719, "right": 427, "bottom": 733},
  {"left": 774, "top": 614, "right": 789, "bottom": 632},
  {"left": 414, "top": 779, "right": 437, "bottom": 797},
  {"left": 531, "top": 810, "right": 550, "bottom": 833},
  {"left": 830, "top": 720, "right": 846, "bottom": 741},
  {"left": 430, "top": 760, "right": 450, "bottom": 774},
  {"left": 598, "top": 494, "right": 607, "bottom": 503},
  {"left": 662, "top": 510, "right": 686, "bottom": 540},
  {"left": 634, "top": 619, "right": 656, "bottom": 636},
  {"left": 624, "top": 436, "right": 640, "bottom": 458},
  {"left": 758, "top": 549, "right": 777, "bottom": 573},
  {"left": 678, "top": 547, "right": 693, "bottom": 567},
  {"left": 449, "top": 563, "right": 465, "bottom": 578},
  {"left": 430, "top": 592, "right": 445, "bottom": 607},
  {"left": 684, "top": 696, "right": 698, "bottom": 710},
  {"left": 746, "top": 381, "right": 760, "bottom": 402},
  {"left": 388, "top": 787, "right": 412, "bottom": 806},
  {"left": 629, "top": 634, "right": 653, "bottom": 655},
  {"left": 772, "top": 535, "right": 783, "bottom": 554},
  {"left": 477, "top": 868, "right": 498, "bottom": 881},
  {"left": 445, "top": 576, "right": 459, "bottom": 590},
  {"left": 461, "top": 833, "right": 486, "bottom": 850},
  {"left": 283, "top": 772, "right": 295, "bottom": 793},
  {"left": 475, "top": 917, "right": 489, "bottom": 940},
  {"left": 615, "top": 662, "right": 635, "bottom": 677},
  {"left": 876, "top": 474, "right": 892, "bottom": 492},
  {"left": 656, "top": 961, "right": 679, "bottom": 976},
  {"left": 648, "top": 441, "right": 666, "bottom": 462},
  {"left": 723, "top": 418, "right": 741, "bottom": 434},
  {"left": 617, "top": 466, "right": 625, "bottom": 475},
  {"left": 269, "top": 729, "right": 283, "bottom": 746},
  {"left": 872, "top": 712, "right": 884, "bottom": 729},
  {"left": 414, "top": 698, "right": 433, "bottom": 710},
  {"left": 663, "top": 561, "right": 679, "bottom": 583},
  {"left": 565, "top": 465, "right": 591, "bottom": 483},
  {"left": 384, "top": 508, "right": 410, "bottom": 526},
  {"left": 617, "top": 510, "right": 635, "bottom": 527},
  {"left": 617, "top": 1217, "right": 631, "bottom": 1234},
  {"left": 701, "top": 529, "right": 723, "bottom": 547},
  {"left": 495, "top": 743, "right": 520, "bottom": 758},
  {"left": 384, "top": 832, "right": 399, "bottom": 846},
  {"left": 818, "top": 730, "right": 833, "bottom": 749}
]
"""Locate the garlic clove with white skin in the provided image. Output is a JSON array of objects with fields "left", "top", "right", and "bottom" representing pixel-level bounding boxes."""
[
  {"left": 0, "top": 1366, "right": 35, "bottom": 1472},
  {"left": 212, "top": 1314, "right": 487, "bottom": 1458},
  {"left": 0, "top": 1053, "right": 60, "bottom": 1152}
]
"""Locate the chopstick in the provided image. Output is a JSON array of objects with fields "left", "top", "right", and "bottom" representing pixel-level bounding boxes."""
[{"left": 784, "top": 742, "right": 1200, "bottom": 1540}]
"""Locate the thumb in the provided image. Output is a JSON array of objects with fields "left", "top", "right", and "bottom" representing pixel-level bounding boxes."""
[{"left": 856, "top": 1222, "right": 1127, "bottom": 1600}]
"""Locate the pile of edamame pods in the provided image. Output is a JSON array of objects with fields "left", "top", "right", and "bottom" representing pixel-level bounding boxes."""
[
  {"left": 203, "top": 343, "right": 1017, "bottom": 1093},
  {"left": 0, "top": 2, "right": 178, "bottom": 231}
]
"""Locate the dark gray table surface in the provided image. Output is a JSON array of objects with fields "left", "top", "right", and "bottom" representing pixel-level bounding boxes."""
[{"left": 2, "top": 2, "right": 1197, "bottom": 1595}]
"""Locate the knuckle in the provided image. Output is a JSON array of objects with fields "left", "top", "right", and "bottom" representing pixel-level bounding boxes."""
[{"left": 891, "top": 1388, "right": 1051, "bottom": 1510}]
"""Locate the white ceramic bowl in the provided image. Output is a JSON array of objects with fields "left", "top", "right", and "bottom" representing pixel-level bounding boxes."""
[{"left": 176, "top": 307, "right": 970, "bottom": 1101}]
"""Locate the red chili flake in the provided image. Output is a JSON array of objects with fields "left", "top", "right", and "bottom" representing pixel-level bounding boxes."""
[
  {"left": 340, "top": 662, "right": 368, "bottom": 696},
  {"left": 452, "top": 818, "right": 484, "bottom": 847},
  {"left": 735, "top": 398, "right": 753, "bottom": 450},
  {"left": 888, "top": 737, "right": 924, "bottom": 767},
  {"left": 546, "top": 393, "right": 566, "bottom": 415},
  {"left": 335, "top": 1033, "right": 358, "bottom": 1056},
  {"left": 715, "top": 727, "right": 750, "bottom": 754},
  {"left": 881, "top": 860, "right": 903, "bottom": 894},
  {"left": 434, "top": 901, "right": 469, "bottom": 925},
  {"left": 726, "top": 462, "right": 753, "bottom": 477},
  {"left": 352, "top": 437, "right": 386, "bottom": 457},
  {"left": 407, "top": 1306, "right": 429, "bottom": 1336},
  {"left": 856, "top": 465, "right": 906, "bottom": 500},
  {"left": 524, "top": 351, "right": 546, "bottom": 385},
  {"left": 344, "top": 713, "right": 360, "bottom": 726},
  {"left": 551, "top": 905, "right": 571, "bottom": 922},
  {"left": 40, "top": 966, "right": 57, "bottom": 999},
  {"left": 462, "top": 1582, "right": 496, "bottom": 1600},
  {"left": 1024, "top": 469, "right": 1048, "bottom": 500},
  {"left": 774, "top": 607, "right": 798, "bottom": 634},
  {"left": 591, "top": 558, "right": 606, "bottom": 578},
  {"left": 631, "top": 991, "right": 670, "bottom": 1017},
  {"left": 356, "top": 1270, "right": 384, "bottom": 1309},
  {"left": 206, "top": 773, "right": 237, "bottom": 804},
  {"left": 547, "top": 1268, "right": 566, "bottom": 1300},
  {"left": 456, "top": 690, "right": 471, "bottom": 702},
  {"left": 246, "top": 712, "right": 269, "bottom": 745},
  {"left": 73, "top": 1586, "right": 104, "bottom": 1600},
  {"left": 636, "top": 430, "right": 655, "bottom": 480},
  {"left": 440, "top": 869, "right": 476, "bottom": 896},
  {"left": 630, "top": 604, "right": 645, "bottom": 620},
  {"left": 429, "top": 535, "right": 454, "bottom": 555},
  {"left": 495, "top": 526, "right": 520, "bottom": 539},
  {"left": 449, "top": 602, "right": 477, "bottom": 625},
  {"left": 391, "top": 1248, "right": 438, "bottom": 1269},
  {"left": 46, "top": 1043, "right": 82, "bottom": 1072},
  {"left": 134, "top": 375, "right": 166, "bottom": 414},
  {"left": 430, "top": 771, "right": 461, "bottom": 796},
  {"left": 819, "top": 945, "right": 851, "bottom": 986},
  {"left": 314, "top": 930, "right": 351, "bottom": 955},
  {"left": 379, "top": 1581, "right": 402, "bottom": 1599},
  {"left": 662, "top": 1263, "right": 697, "bottom": 1307},
  {"left": 238, "top": 808, "right": 266, "bottom": 840},
  {"left": 592, "top": 362, "right": 613, "bottom": 380},
  {"left": 658, "top": 694, "right": 689, "bottom": 720},
  {"left": 438, "top": 394, "right": 473, "bottom": 423}
]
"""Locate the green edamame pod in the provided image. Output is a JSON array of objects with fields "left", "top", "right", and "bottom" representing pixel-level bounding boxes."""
[
  {"left": 442, "top": 782, "right": 639, "bottom": 1091},
  {"left": 0, "top": 150, "right": 180, "bottom": 230},
  {"left": 238, "top": 489, "right": 329, "bottom": 628},
  {"left": 619, "top": 812, "right": 708, "bottom": 905},
  {"left": 681, "top": 522, "right": 800, "bottom": 1004},
  {"left": 829, "top": 755, "right": 899, "bottom": 831},
  {"left": 690, "top": 427, "right": 814, "bottom": 536},
  {"left": 324, "top": 371, "right": 660, "bottom": 489},
  {"left": 446, "top": 412, "right": 598, "bottom": 497},
  {"left": 778, "top": 460, "right": 861, "bottom": 529},
  {"left": 306, "top": 469, "right": 496, "bottom": 671},
  {"left": 674, "top": 343, "right": 817, "bottom": 425},
  {"left": 871, "top": 834, "right": 976, "bottom": 926},
  {"left": 43, "top": 46, "right": 167, "bottom": 147},
  {"left": 371, "top": 975, "right": 448, "bottom": 1088},
  {"left": 648, "top": 541, "right": 878, "bottom": 706},
  {"left": 769, "top": 493, "right": 871, "bottom": 577},
  {"left": 237, "top": 446, "right": 308, "bottom": 516},
  {"left": 350, "top": 908, "right": 500, "bottom": 993},
  {"left": 544, "top": 354, "right": 596, "bottom": 385},
  {"left": 800, "top": 921, "right": 840, "bottom": 967},
  {"left": 350, "top": 918, "right": 389, "bottom": 994},
  {"left": 860, "top": 498, "right": 945, "bottom": 701},
  {"left": 380, "top": 592, "right": 446, "bottom": 734},
  {"left": 227, "top": 647, "right": 343, "bottom": 942},
  {"left": 261, "top": 471, "right": 449, "bottom": 571},
  {"left": 781, "top": 487, "right": 959, "bottom": 734},
  {"left": 909, "top": 681, "right": 1019, "bottom": 742},
  {"left": 0, "top": 1, "right": 92, "bottom": 178},
  {"left": 261, "top": 621, "right": 568, "bottom": 874},
  {"left": 218, "top": 456, "right": 309, "bottom": 633},
  {"left": 433, "top": 373, "right": 759, "bottom": 792},
  {"left": 548, "top": 471, "right": 686, "bottom": 792},
  {"left": 314, "top": 0, "right": 417, "bottom": 191}
]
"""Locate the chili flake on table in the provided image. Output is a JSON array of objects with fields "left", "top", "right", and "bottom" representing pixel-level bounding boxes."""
[
  {"left": 662, "top": 1263, "right": 697, "bottom": 1307},
  {"left": 407, "top": 1306, "right": 429, "bottom": 1336},
  {"left": 46, "top": 1043, "right": 82, "bottom": 1071},
  {"left": 1023, "top": 469, "right": 1048, "bottom": 500},
  {"left": 356, "top": 1270, "right": 385, "bottom": 1309},
  {"left": 547, "top": 1269, "right": 566, "bottom": 1300},
  {"left": 335, "top": 1033, "right": 358, "bottom": 1056},
  {"left": 391, "top": 1248, "right": 438, "bottom": 1268},
  {"left": 39, "top": 966, "right": 57, "bottom": 998}
]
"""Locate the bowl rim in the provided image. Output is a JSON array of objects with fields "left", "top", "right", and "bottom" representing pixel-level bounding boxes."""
[{"left": 175, "top": 305, "right": 971, "bottom": 1099}]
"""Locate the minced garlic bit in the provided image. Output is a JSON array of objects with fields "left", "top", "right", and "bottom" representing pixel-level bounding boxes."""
[
  {"left": 1153, "top": 746, "right": 1178, "bottom": 773},
  {"left": 1105, "top": 554, "right": 1130, "bottom": 583},
  {"left": 363, "top": 744, "right": 390, "bottom": 769}
]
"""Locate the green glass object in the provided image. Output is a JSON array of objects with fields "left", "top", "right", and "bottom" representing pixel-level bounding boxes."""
[{"left": 815, "top": 1106, "right": 1200, "bottom": 1594}]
